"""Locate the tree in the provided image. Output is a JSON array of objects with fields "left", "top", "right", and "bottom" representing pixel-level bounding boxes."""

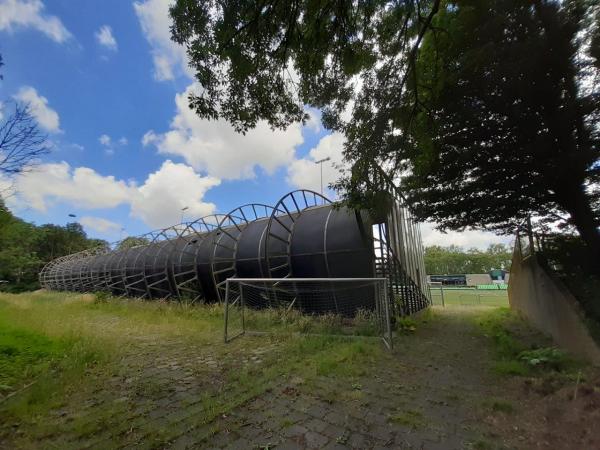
[
  {"left": 402, "top": 0, "right": 600, "bottom": 267},
  {"left": 170, "top": 0, "right": 600, "bottom": 272},
  {"left": 117, "top": 236, "right": 150, "bottom": 250},
  {"left": 0, "top": 102, "right": 51, "bottom": 176},
  {"left": 424, "top": 244, "right": 512, "bottom": 275},
  {"left": 0, "top": 203, "right": 109, "bottom": 291}
]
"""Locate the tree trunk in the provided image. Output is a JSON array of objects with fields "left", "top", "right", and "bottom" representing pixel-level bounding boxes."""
[{"left": 555, "top": 184, "right": 600, "bottom": 276}]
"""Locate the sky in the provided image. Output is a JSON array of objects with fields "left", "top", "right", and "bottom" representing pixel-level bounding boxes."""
[{"left": 0, "top": 0, "right": 511, "bottom": 249}]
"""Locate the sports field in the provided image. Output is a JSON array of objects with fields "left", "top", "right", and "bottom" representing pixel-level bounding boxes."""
[{"left": 429, "top": 287, "right": 509, "bottom": 307}]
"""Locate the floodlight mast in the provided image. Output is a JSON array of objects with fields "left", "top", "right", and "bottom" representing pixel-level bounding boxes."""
[{"left": 314, "top": 157, "right": 331, "bottom": 196}]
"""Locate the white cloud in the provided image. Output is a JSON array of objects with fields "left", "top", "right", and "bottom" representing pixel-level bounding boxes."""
[
  {"left": 141, "top": 130, "right": 156, "bottom": 146},
  {"left": 420, "top": 222, "right": 513, "bottom": 250},
  {"left": 99, "top": 134, "right": 111, "bottom": 146},
  {"left": 80, "top": 216, "right": 121, "bottom": 235},
  {"left": 287, "top": 133, "right": 346, "bottom": 195},
  {"left": 7, "top": 162, "right": 132, "bottom": 212},
  {"left": 3, "top": 160, "right": 220, "bottom": 229},
  {"left": 130, "top": 160, "right": 220, "bottom": 228},
  {"left": 99, "top": 134, "right": 128, "bottom": 155},
  {"left": 0, "top": 0, "right": 72, "bottom": 43},
  {"left": 143, "top": 84, "right": 304, "bottom": 179},
  {"left": 14, "top": 86, "right": 61, "bottom": 133},
  {"left": 95, "top": 25, "right": 117, "bottom": 51},
  {"left": 133, "top": 0, "right": 191, "bottom": 81}
]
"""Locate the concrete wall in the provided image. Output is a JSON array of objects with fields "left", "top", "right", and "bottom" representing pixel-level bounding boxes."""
[{"left": 508, "top": 252, "right": 600, "bottom": 365}]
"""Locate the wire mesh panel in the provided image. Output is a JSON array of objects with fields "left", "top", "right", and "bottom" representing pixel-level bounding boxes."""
[{"left": 224, "top": 278, "right": 392, "bottom": 349}]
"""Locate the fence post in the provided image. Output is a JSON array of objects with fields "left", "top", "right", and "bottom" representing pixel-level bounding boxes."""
[
  {"left": 383, "top": 280, "right": 393, "bottom": 350},
  {"left": 440, "top": 283, "right": 445, "bottom": 307},
  {"left": 223, "top": 279, "right": 230, "bottom": 343},
  {"left": 240, "top": 282, "right": 245, "bottom": 336}
]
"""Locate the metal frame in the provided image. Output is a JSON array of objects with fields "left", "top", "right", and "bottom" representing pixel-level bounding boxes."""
[
  {"left": 223, "top": 277, "right": 392, "bottom": 349},
  {"left": 211, "top": 204, "right": 280, "bottom": 301},
  {"left": 39, "top": 189, "right": 430, "bottom": 319},
  {"left": 264, "top": 189, "right": 331, "bottom": 279}
]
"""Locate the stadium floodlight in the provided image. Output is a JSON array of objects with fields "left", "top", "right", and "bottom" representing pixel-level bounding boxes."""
[{"left": 314, "top": 156, "right": 331, "bottom": 195}]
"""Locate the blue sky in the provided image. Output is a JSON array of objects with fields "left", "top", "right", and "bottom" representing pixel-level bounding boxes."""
[{"left": 0, "top": 0, "right": 509, "bottom": 249}]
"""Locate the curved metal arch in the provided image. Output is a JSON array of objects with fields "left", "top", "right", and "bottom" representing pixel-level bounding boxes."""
[
  {"left": 105, "top": 238, "right": 143, "bottom": 296},
  {"left": 264, "top": 190, "right": 331, "bottom": 279},
  {"left": 141, "top": 225, "right": 189, "bottom": 299},
  {"left": 211, "top": 204, "right": 282, "bottom": 301},
  {"left": 171, "top": 214, "right": 226, "bottom": 303},
  {"left": 122, "top": 229, "right": 164, "bottom": 298}
]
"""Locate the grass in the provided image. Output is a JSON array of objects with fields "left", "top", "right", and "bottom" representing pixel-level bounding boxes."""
[
  {"left": 473, "top": 307, "right": 582, "bottom": 380},
  {"left": 388, "top": 409, "right": 426, "bottom": 429},
  {"left": 430, "top": 288, "right": 509, "bottom": 307},
  {"left": 0, "top": 291, "right": 384, "bottom": 448},
  {"left": 487, "top": 398, "right": 514, "bottom": 414}
]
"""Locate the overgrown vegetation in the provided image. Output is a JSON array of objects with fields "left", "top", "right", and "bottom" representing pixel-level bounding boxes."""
[
  {"left": 0, "top": 291, "right": 383, "bottom": 447},
  {"left": 0, "top": 199, "right": 107, "bottom": 292},
  {"left": 475, "top": 308, "right": 580, "bottom": 382}
]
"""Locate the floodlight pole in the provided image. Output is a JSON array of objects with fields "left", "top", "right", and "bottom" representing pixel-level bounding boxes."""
[
  {"left": 315, "top": 157, "right": 331, "bottom": 196},
  {"left": 180, "top": 206, "right": 189, "bottom": 223}
]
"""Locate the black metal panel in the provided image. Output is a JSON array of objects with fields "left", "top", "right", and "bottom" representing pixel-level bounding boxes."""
[{"left": 235, "top": 217, "right": 269, "bottom": 278}]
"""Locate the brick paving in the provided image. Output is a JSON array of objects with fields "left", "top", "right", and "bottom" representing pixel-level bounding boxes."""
[{"left": 1, "top": 309, "right": 533, "bottom": 449}]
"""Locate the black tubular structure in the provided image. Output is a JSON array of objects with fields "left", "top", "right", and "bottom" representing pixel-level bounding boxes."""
[{"left": 40, "top": 189, "right": 430, "bottom": 315}]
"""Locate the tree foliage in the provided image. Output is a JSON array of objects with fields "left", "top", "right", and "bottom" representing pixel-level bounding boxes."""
[
  {"left": 171, "top": 0, "right": 600, "bottom": 272},
  {"left": 170, "top": 0, "right": 438, "bottom": 133},
  {"left": 400, "top": 0, "right": 600, "bottom": 258},
  {"left": 0, "top": 199, "right": 108, "bottom": 292},
  {"left": 424, "top": 244, "right": 512, "bottom": 275},
  {"left": 117, "top": 236, "right": 150, "bottom": 250}
]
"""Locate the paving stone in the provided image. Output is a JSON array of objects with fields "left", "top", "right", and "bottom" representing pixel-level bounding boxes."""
[
  {"left": 304, "top": 431, "right": 329, "bottom": 448},
  {"left": 282, "top": 424, "right": 308, "bottom": 438},
  {"left": 304, "top": 417, "right": 329, "bottom": 433},
  {"left": 324, "top": 411, "right": 347, "bottom": 426},
  {"left": 321, "top": 423, "right": 346, "bottom": 440},
  {"left": 275, "top": 439, "right": 304, "bottom": 450},
  {"left": 368, "top": 424, "right": 394, "bottom": 442},
  {"left": 347, "top": 432, "right": 367, "bottom": 449},
  {"left": 306, "top": 403, "right": 330, "bottom": 418},
  {"left": 322, "top": 442, "right": 350, "bottom": 450},
  {"left": 170, "top": 433, "right": 198, "bottom": 450}
]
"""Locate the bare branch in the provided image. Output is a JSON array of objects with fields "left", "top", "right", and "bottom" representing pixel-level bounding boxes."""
[{"left": 0, "top": 101, "right": 50, "bottom": 177}]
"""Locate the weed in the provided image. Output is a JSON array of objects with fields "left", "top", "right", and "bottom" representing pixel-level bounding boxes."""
[
  {"left": 388, "top": 409, "right": 425, "bottom": 429},
  {"left": 93, "top": 291, "right": 111, "bottom": 304},
  {"left": 518, "top": 347, "right": 569, "bottom": 371},
  {"left": 336, "top": 432, "right": 349, "bottom": 444},
  {"left": 475, "top": 308, "right": 582, "bottom": 379},
  {"left": 488, "top": 398, "right": 514, "bottom": 413},
  {"left": 279, "top": 419, "right": 293, "bottom": 428},
  {"left": 396, "top": 317, "right": 417, "bottom": 334},
  {"left": 470, "top": 439, "right": 493, "bottom": 450},
  {"left": 493, "top": 360, "right": 530, "bottom": 376}
]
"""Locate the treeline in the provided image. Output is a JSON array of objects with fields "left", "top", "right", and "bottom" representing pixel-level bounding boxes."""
[
  {"left": 0, "top": 199, "right": 108, "bottom": 292},
  {"left": 424, "top": 244, "right": 512, "bottom": 275}
]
